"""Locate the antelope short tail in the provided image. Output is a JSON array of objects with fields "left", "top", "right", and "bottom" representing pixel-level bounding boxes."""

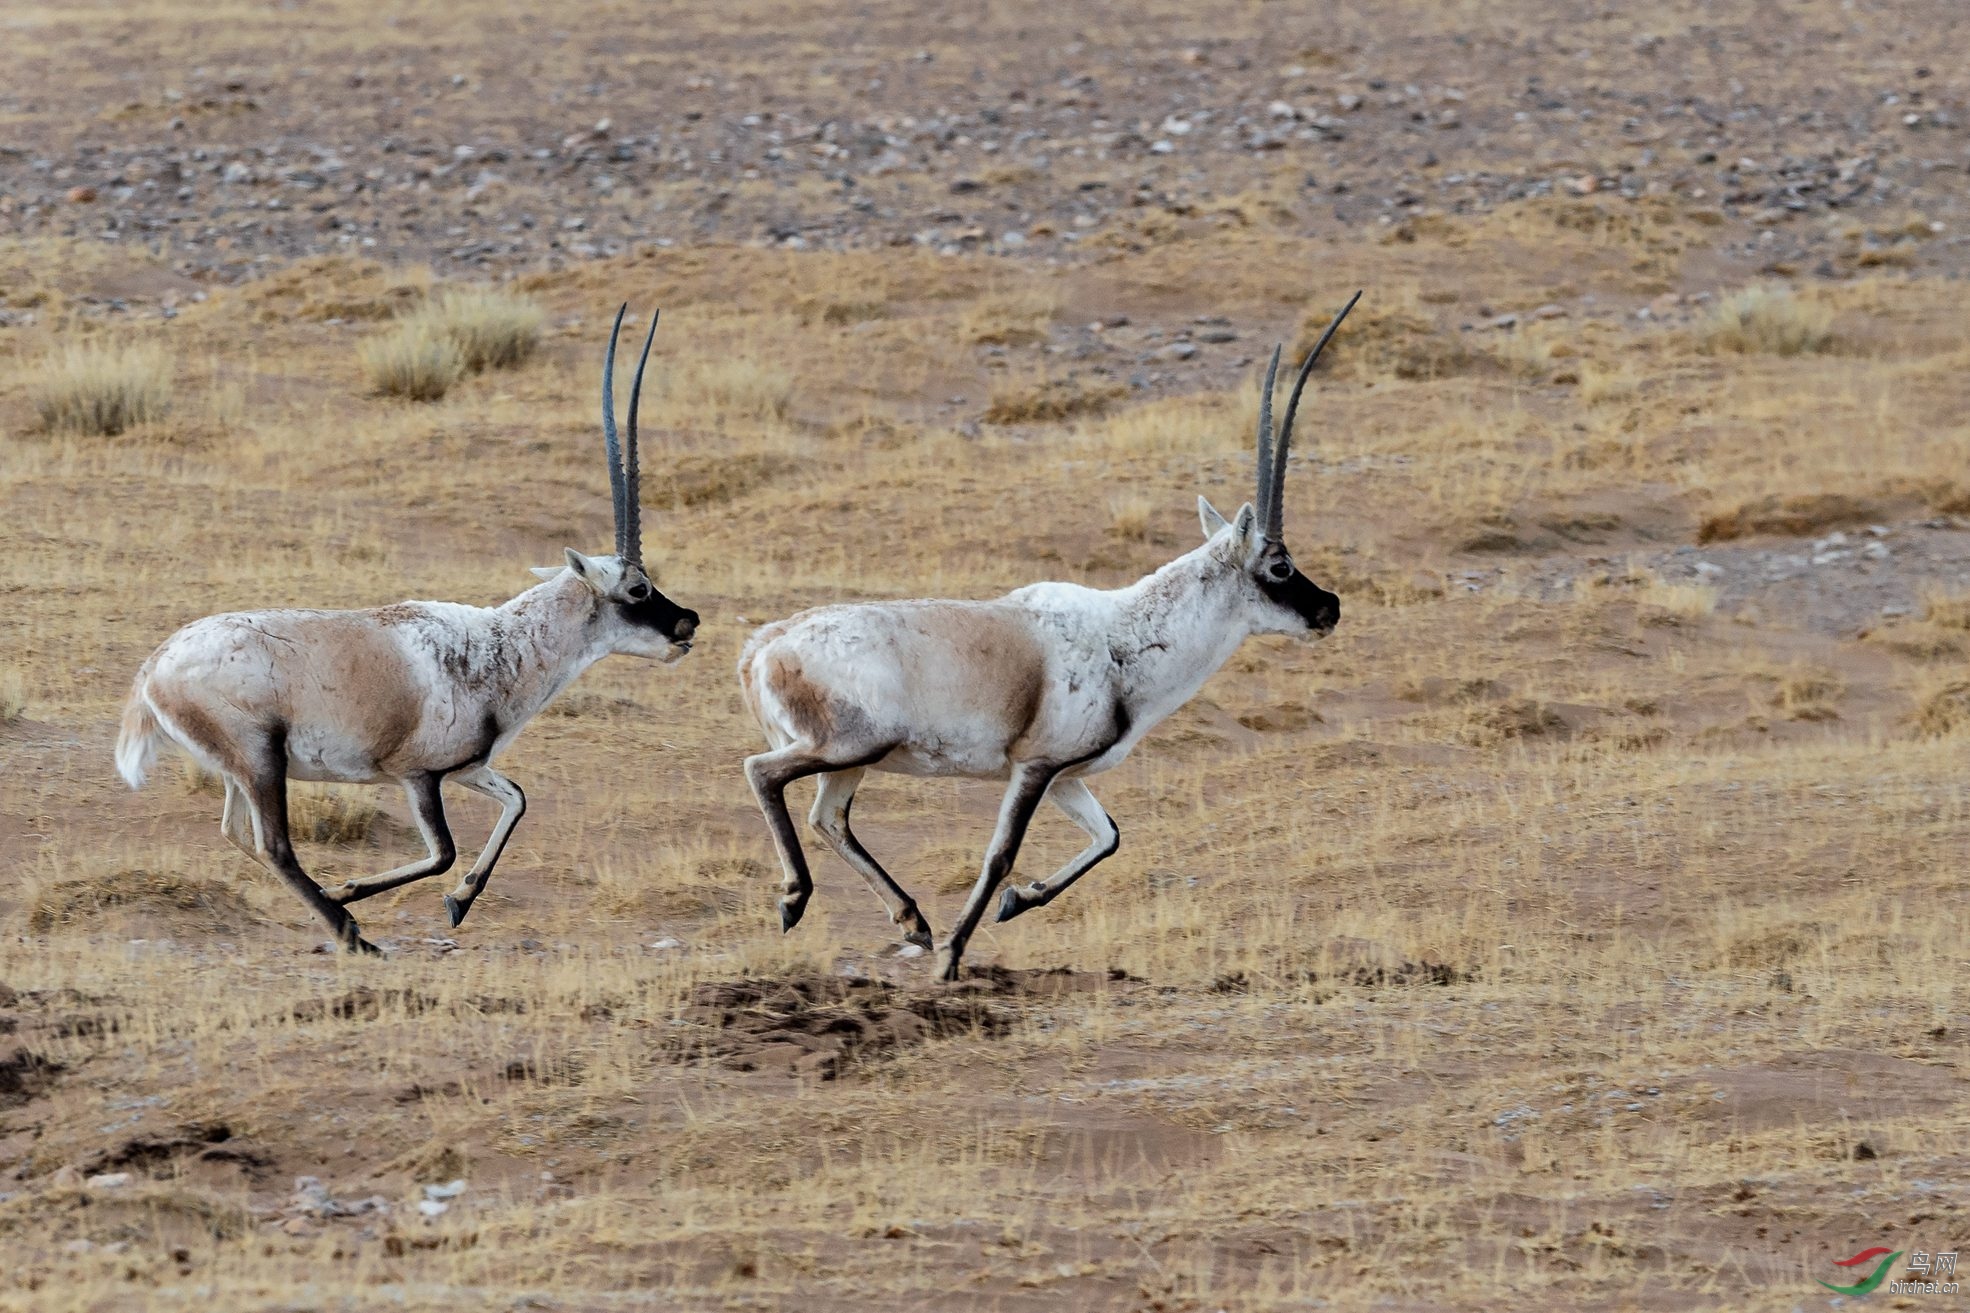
[{"left": 115, "top": 675, "right": 162, "bottom": 790}]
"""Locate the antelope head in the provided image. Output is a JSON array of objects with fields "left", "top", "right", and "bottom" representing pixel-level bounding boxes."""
[
  {"left": 1197, "top": 291, "right": 1360, "bottom": 640},
  {"left": 540, "top": 305, "right": 700, "bottom": 663}
]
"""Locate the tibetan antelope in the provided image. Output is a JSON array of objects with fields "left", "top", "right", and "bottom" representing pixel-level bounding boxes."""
[
  {"left": 740, "top": 294, "right": 1361, "bottom": 979},
  {"left": 115, "top": 306, "right": 698, "bottom": 953}
]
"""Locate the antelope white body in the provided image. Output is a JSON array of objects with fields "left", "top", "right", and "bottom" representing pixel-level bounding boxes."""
[
  {"left": 740, "top": 294, "right": 1361, "bottom": 979},
  {"left": 115, "top": 306, "right": 697, "bottom": 952}
]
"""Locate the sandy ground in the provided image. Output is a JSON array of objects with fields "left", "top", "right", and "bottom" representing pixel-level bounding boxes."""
[{"left": 1, "top": 2, "right": 1968, "bottom": 1310}]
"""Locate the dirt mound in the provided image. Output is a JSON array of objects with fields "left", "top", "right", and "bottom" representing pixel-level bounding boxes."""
[
  {"left": 0, "top": 1045, "right": 62, "bottom": 1109},
  {"left": 1697, "top": 492, "right": 1887, "bottom": 543},
  {"left": 668, "top": 971, "right": 1046, "bottom": 1079},
  {"left": 290, "top": 987, "right": 439, "bottom": 1024},
  {"left": 22, "top": 870, "right": 257, "bottom": 936},
  {"left": 83, "top": 1123, "right": 271, "bottom": 1181}
]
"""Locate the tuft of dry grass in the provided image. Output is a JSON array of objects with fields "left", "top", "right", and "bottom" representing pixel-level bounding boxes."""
[
  {"left": 1578, "top": 358, "right": 1639, "bottom": 405},
  {"left": 1698, "top": 283, "right": 1834, "bottom": 356},
  {"left": 665, "top": 357, "right": 794, "bottom": 423},
  {"left": 1908, "top": 674, "right": 1970, "bottom": 738},
  {"left": 287, "top": 785, "right": 385, "bottom": 844},
  {"left": 418, "top": 286, "right": 546, "bottom": 372},
  {"left": 1636, "top": 575, "right": 1719, "bottom": 621},
  {"left": 0, "top": 665, "right": 26, "bottom": 724},
  {"left": 1770, "top": 665, "right": 1844, "bottom": 721},
  {"left": 358, "top": 318, "right": 465, "bottom": 400},
  {"left": 984, "top": 372, "right": 1123, "bottom": 424},
  {"left": 1920, "top": 586, "right": 1970, "bottom": 630},
  {"left": 26, "top": 341, "right": 173, "bottom": 435},
  {"left": 961, "top": 288, "right": 1058, "bottom": 345},
  {"left": 1107, "top": 493, "right": 1154, "bottom": 540}
]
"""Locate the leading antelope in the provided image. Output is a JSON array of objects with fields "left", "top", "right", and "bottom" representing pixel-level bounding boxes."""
[
  {"left": 115, "top": 306, "right": 698, "bottom": 953},
  {"left": 740, "top": 294, "right": 1361, "bottom": 979}
]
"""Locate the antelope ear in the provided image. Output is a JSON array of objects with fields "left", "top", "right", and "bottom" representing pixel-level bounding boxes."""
[
  {"left": 561, "top": 548, "right": 607, "bottom": 594},
  {"left": 1231, "top": 502, "right": 1258, "bottom": 543},
  {"left": 1198, "top": 495, "right": 1230, "bottom": 538},
  {"left": 529, "top": 565, "right": 566, "bottom": 581}
]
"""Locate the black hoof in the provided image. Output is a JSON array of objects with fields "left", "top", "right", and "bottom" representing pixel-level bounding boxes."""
[
  {"left": 778, "top": 897, "right": 807, "bottom": 934},
  {"left": 995, "top": 886, "right": 1028, "bottom": 923},
  {"left": 444, "top": 894, "right": 468, "bottom": 928},
  {"left": 904, "top": 925, "right": 934, "bottom": 951},
  {"left": 344, "top": 935, "right": 382, "bottom": 957}
]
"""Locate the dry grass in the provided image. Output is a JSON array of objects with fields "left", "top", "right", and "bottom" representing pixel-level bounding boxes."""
[
  {"left": 984, "top": 371, "right": 1123, "bottom": 424},
  {"left": 1698, "top": 283, "right": 1835, "bottom": 356},
  {"left": 24, "top": 340, "right": 173, "bottom": 435},
  {"left": 1107, "top": 492, "right": 1154, "bottom": 540},
  {"left": 0, "top": 664, "right": 25, "bottom": 723},
  {"left": 416, "top": 286, "right": 545, "bottom": 373},
  {"left": 287, "top": 785, "right": 388, "bottom": 845},
  {"left": 3, "top": 6, "right": 1970, "bottom": 1311},
  {"left": 1920, "top": 585, "right": 1970, "bottom": 629},
  {"left": 358, "top": 318, "right": 465, "bottom": 401},
  {"left": 960, "top": 287, "right": 1058, "bottom": 346}
]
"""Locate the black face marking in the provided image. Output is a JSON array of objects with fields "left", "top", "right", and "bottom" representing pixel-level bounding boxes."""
[
  {"left": 618, "top": 586, "right": 699, "bottom": 644},
  {"left": 1257, "top": 564, "right": 1340, "bottom": 633}
]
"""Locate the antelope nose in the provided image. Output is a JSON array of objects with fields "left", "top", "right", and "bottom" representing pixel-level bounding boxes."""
[{"left": 672, "top": 611, "right": 699, "bottom": 643}]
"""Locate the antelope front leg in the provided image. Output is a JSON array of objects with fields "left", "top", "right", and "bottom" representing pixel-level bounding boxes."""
[
  {"left": 995, "top": 777, "right": 1119, "bottom": 923},
  {"left": 440, "top": 765, "right": 526, "bottom": 927},
  {"left": 936, "top": 762, "right": 1055, "bottom": 981},
  {"left": 326, "top": 774, "right": 456, "bottom": 906}
]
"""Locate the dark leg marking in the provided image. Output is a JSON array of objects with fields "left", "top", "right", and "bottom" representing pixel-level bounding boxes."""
[
  {"left": 242, "top": 733, "right": 378, "bottom": 955},
  {"left": 938, "top": 761, "right": 1059, "bottom": 981},
  {"left": 442, "top": 765, "right": 526, "bottom": 927},
  {"left": 995, "top": 777, "right": 1120, "bottom": 924},
  {"left": 808, "top": 768, "right": 934, "bottom": 949},
  {"left": 326, "top": 773, "right": 456, "bottom": 906}
]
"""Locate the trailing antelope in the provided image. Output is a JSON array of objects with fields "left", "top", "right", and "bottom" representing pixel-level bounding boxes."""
[
  {"left": 115, "top": 306, "right": 698, "bottom": 953},
  {"left": 740, "top": 294, "right": 1361, "bottom": 980}
]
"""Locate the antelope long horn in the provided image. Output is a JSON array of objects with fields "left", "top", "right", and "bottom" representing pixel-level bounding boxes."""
[
  {"left": 601, "top": 303, "right": 629, "bottom": 560},
  {"left": 1254, "top": 345, "right": 1282, "bottom": 537},
  {"left": 622, "top": 309, "right": 659, "bottom": 569},
  {"left": 1268, "top": 290, "right": 1362, "bottom": 544}
]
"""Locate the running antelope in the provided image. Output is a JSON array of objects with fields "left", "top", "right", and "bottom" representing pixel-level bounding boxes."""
[
  {"left": 115, "top": 306, "right": 698, "bottom": 953},
  {"left": 740, "top": 294, "right": 1361, "bottom": 979}
]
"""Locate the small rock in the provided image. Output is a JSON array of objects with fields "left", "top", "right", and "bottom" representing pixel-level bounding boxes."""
[
  {"left": 65, "top": 185, "right": 97, "bottom": 204},
  {"left": 417, "top": 1199, "right": 450, "bottom": 1218},
  {"left": 86, "top": 1172, "right": 131, "bottom": 1189},
  {"left": 422, "top": 1178, "right": 468, "bottom": 1200},
  {"left": 1150, "top": 139, "right": 1174, "bottom": 154},
  {"left": 896, "top": 943, "right": 926, "bottom": 959},
  {"left": 1196, "top": 328, "right": 1237, "bottom": 343},
  {"left": 50, "top": 1165, "right": 83, "bottom": 1189},
  {"left": 280, "top": 1216, "right": 315, "bottom": 1236},
  {"left": 1531, "top": 303, "right": 1568, "bottom": 320},
  {"left": 1159, "top": 341, "right": 1199, "bottom": 361},
  {"left": 647, "top": 937, "right": 683, "bottom": 951}
]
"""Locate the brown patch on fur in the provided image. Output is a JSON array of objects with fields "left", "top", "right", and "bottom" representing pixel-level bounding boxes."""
[
  {"left": 148, "top": 687, "right": 254, "bottom": 780},
  {"left": 764, "top": 653, "right": 836, "bottom": 743}
]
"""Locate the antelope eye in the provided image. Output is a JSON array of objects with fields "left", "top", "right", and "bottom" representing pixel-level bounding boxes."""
[
  {"left": 625, "top": 580, "right": 651, "bottom": 602},
  {"left": 1267, "top": 560, "right": 1294, "bottom": 582}
]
